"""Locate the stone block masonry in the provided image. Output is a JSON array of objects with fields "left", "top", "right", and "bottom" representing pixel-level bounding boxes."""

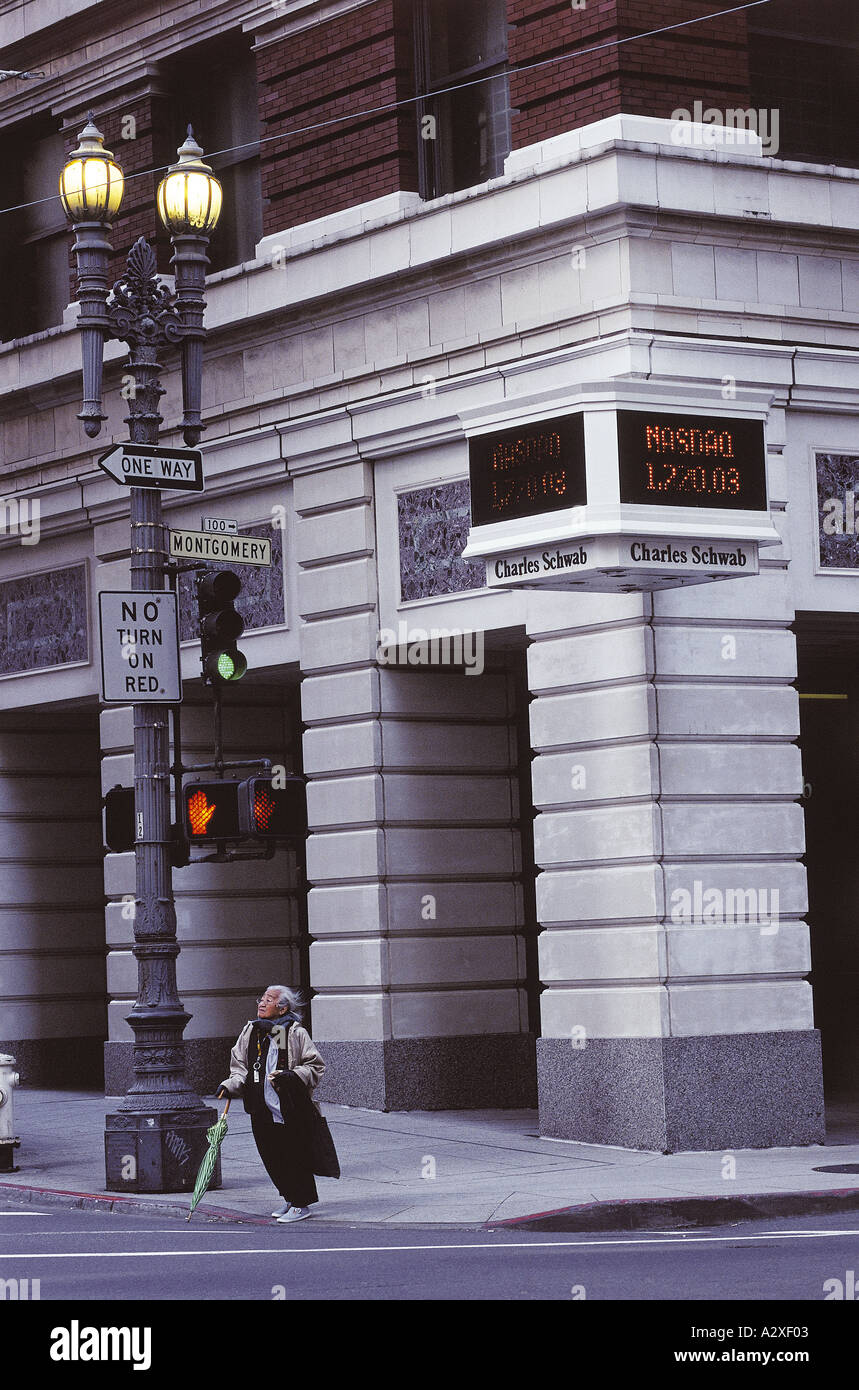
[
  {"left": 295, "top": 458, "right": 536, "bottom": 1110},
  {"left": 0, "top": 712, "right": 106, "bottom": 1087},
  {"left": 527, "top": 576, "right": 824, "bottom": 1151}
]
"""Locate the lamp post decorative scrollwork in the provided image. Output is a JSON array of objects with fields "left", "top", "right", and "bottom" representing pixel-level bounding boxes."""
[{"left": 62, "top": 115, "right": 223, "bottom": 1192}]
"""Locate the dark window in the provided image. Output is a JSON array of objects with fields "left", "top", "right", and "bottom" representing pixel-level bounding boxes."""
[
  {"left": 748, "top": 0, "right": 859, "bottom": 168},
  {"left": 414, "top": 0, "right": 511, "bottom": 199},
  {"left": 0, "top": 119, "right": 69, "bottom": 342},
  {"left": 159, "top": 32, "right": 263, "bottom": 273}
]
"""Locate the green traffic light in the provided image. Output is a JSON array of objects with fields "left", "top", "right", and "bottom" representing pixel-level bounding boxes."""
[
  {"left": 217, "top": 650, "right": 247, "bottom": 681},
  {"left": 197, "top": 568, "right": 248, "bottom": 686}
]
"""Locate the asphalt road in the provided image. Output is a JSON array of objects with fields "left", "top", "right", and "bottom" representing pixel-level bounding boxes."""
[{"left": 1, "top": 1201, "right": 859, "bottom": 1303}]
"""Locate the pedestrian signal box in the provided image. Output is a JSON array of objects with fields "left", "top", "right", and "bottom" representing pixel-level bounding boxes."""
[
  {"left": 183, "top": 780, "right": 241, "bottom": 840},
  {"left": 104, "top": 785, "right": 135, "bottom": 852},
  {"left": 182, "top": 775, "right": 306, "bottom": 844},
  {"left": 240, "top": 775, "right": 307, "bottom": 840}
]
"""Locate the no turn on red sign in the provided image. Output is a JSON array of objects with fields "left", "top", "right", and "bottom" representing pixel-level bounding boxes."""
[{"left": 98, "top": 591, "right": 182, "bottom": 704}]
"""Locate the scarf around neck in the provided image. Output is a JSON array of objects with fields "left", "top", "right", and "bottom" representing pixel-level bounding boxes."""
[{"left": 252, "top": 1012, "right": 300, "bottom": 1034}]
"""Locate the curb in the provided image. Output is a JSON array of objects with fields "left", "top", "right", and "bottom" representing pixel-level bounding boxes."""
[
  {"left": 485, "top": 1187, "right": 859, "bottom": 1232},
  {"left": 0, "top": 1181, "right": 482, "bottom": 1230},
  {"left": 4, "top": 1178, "right": 859, "bottom": 1233},
  {"left": 0, "top": 1181, "right": 268, "bottom": 1225}
]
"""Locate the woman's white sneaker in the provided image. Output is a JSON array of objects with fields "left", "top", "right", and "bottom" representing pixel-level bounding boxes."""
[
  {"left": 277, "top": 1206, "right": 312, "bottom": 1223},
  {"left": 271, "top": 1201, "right": 291, "bottom": 1218}
]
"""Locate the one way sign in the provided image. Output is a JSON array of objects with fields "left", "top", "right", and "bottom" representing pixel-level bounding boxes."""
[{"left": 98, "top": 443, "right": 205, "bottom": 492}]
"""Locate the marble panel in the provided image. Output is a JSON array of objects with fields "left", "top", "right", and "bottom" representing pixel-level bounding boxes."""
[
  {"left": 0, "top": 563, "right": 87, "bottom": 675},
  {"left": 397, "top": 480, "right": 484, "bottom": 601},
  {"left": 816, "top": 452, "right": 859, "bottom": 570}
]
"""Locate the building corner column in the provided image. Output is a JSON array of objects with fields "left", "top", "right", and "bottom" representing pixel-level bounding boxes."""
[{"left": 527, "top": 578, "right": 824, "bottom": 1152}]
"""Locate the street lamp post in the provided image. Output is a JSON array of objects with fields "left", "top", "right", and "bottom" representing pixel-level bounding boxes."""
[{"left": 62, "top": 117, "right": 224, "bottom": 1192}]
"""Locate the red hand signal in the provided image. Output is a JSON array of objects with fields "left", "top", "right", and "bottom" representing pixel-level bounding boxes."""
[
  {"left": 187, "top": 789, "right": 217, "bottom": 836},
  {"left": 254, "top": 787, "right": 276, "bottom": 831}
]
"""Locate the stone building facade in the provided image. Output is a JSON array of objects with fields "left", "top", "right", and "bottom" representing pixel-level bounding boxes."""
[{"left": 0, "top": 0, "right": 857, "bottom": 1150}]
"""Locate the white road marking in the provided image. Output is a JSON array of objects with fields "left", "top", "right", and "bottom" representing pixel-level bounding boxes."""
[
  {"left": 1, "top": 1228, "right": 859, "bottom": 1259},
  {"left": 1, "top": 1228, "right": 256, "bottom": 1235}
]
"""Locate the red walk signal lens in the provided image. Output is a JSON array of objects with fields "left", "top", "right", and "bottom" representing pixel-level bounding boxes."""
[
  {"left": 187, "top": 789, "right": 216, "bottom": 837},
  {"left": 183, "top": 780, "right": 241, "bottom": 840},
  {"left": 239, "top": 775, "right": 307, "bottom": 839},
  {"left": 254, "top": 785, "right": 276, "bottom": 831}
]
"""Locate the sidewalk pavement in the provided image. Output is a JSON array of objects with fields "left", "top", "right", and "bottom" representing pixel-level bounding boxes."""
[{"left": 2, "top": 1089, "right": 859, "bottom": 1232}]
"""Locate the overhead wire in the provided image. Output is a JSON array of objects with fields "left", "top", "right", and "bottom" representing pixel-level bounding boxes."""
[{"left": 0, "top": 0, "right": 775, "bottom": 221}]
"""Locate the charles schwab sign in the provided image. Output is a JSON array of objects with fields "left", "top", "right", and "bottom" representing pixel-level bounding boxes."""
[{"left": 486, "top": 536, "right": 758, "bottom": 590}]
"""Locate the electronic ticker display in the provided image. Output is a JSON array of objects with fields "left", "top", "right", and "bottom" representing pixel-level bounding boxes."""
[
  {"left": 469, "top": 413, "right": 586, "bottom": 526},
  {"left": 617, "top": 411, "right": 767, "bottom": 510}
]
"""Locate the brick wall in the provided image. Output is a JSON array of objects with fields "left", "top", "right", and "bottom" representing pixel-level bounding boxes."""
[
  {"left": 256, "top": 0, "right": 418, "bottom": 236},
  {"left": 507, "top": 0, "right": 751, "bottom": 150}
]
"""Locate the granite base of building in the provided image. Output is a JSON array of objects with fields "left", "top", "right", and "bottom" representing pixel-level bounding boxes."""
[
  {"left": 3, "top": 1038, "right": 104, "bottom": 1088},
  {"left": 104, "top": 1038, "right": 234, "bottom": 1098},
  {"left": 537, "top": 1031, "right": 825, "bottom": 1152},
  {"left": 314, "top": 1034, "right": 539, "bottom": 1111}
]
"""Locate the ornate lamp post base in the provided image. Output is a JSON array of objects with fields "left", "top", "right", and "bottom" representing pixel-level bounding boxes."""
[
  {"left": 104, "top": 1010, "right": 220, "bottom": 1193},
  {"left": 105, "top": 1113, "right": 219, "bottom": 1194}
]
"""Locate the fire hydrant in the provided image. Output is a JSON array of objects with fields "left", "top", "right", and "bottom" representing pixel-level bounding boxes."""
[{"left": 0, "top": 1055, "right": 20, "bottom": 1172}]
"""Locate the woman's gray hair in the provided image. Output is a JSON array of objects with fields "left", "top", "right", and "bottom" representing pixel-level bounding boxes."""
[{"left": 267, "top": 984, "right": 307, "bottom": 1020}]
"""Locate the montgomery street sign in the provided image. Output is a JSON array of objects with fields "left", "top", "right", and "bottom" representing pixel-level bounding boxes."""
[
  {"left": 98, "top": 591, "right": 182, "bottom": 703},
  {"left": 168, "top": 528, "right": 272, "bottom": 566},
  {"left": 98, "top": 443, "right": 204, "bottom": 491}
]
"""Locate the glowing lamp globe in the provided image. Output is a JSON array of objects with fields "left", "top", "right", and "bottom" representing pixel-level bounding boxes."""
[
  {"left": 157, "top": 128, "right": 222, "bottom": 236},
  {"left": 59, "top": 114, "right": 124, "bottom": 223}
]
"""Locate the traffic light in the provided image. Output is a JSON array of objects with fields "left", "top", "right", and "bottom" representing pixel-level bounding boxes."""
[
  {"left": 196, "top": 569, "right": 247, "bottom": 686},
  {"left": 104, "top": 785, "right": 135, "bottom": 852},
  {"left": 239, "top": 775, "right": 307, "bottom": 840},
  {"left": 183, "top": 780, "right": 241, "bottom": 841}
]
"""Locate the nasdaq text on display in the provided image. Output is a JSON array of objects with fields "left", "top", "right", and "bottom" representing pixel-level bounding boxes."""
[
  {"left": 616, "top": 411, "right": 768, "bottom": 510},
  {"left": 468, "top": 413, "right": 587, "bottom": 526}
]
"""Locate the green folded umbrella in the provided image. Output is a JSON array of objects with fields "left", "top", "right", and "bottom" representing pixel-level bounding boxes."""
[{"left": 187, "top": 1097, "right": 231, "bottom": 1220}]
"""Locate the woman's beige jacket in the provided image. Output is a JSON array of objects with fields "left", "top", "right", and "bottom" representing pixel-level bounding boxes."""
[{"left": 219, "top": 1020, "right": 325, "bottom": 1096}]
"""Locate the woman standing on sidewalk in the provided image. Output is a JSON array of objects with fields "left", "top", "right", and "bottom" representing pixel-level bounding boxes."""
[{"left": 218, "top": 985, "right": 325, "bottom": 1223}]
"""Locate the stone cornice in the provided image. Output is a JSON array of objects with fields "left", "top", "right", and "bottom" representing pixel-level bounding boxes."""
[
  {"left": 2, "top": 187, "right": 854, "bottom": 422},
  {"left": 2, "top": 302, "right": 858, "bottom": 503},
  {"left": 0, "top": 0, "right": 268, "bottom": 129},
  {"left": 248, "top": 0, "right": 374, "bottom": 48},
  {"left": 2, "top": 333, "right": 858, "bottom": 517}
]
